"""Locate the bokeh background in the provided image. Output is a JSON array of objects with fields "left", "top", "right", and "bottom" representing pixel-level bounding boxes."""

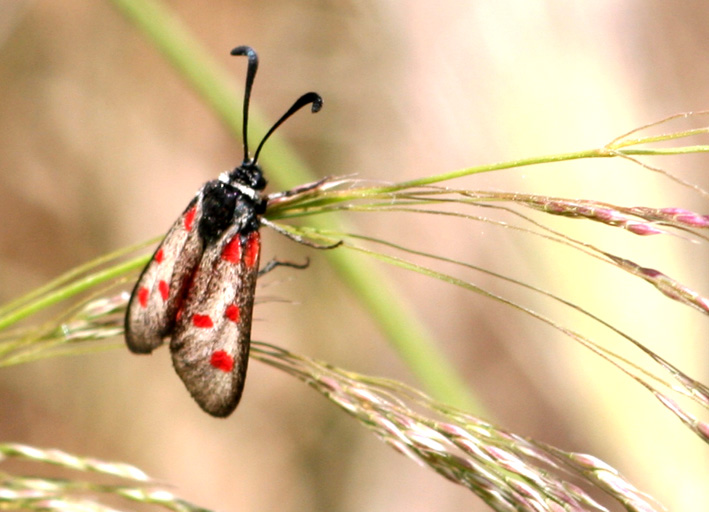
[{"left": 1, "top": 1, "right": 708, "bottom": 510}]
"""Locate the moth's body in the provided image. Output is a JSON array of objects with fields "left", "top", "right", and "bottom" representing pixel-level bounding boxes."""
[
  {"left": 125, "top": 169, "right": 266, "bottom": 417},
  {"left": 124, "top": 45, "right": 324, "bottom": 418}
]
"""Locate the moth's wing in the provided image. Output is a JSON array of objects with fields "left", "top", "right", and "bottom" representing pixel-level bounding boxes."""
[
  {"left": 170, "top": 229, "right": 262, "bottom": 417},
  {"left": 125, "top": 197, "right": 205, "bottom": 354}
]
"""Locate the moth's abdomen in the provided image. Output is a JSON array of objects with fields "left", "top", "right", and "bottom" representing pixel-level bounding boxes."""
[
  {"left": 125, "top": 198, "right": 205, "bottom": 354},
  {"left": 170, "top": 228, "right": 261, "bottom": 417}
]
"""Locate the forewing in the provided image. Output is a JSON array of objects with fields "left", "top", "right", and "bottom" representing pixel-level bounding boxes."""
[
  {"left": 170, "top": 229, "right": 261, "bottom": 417},
  {"left": 125, "top": 197, "right": 205, "bottom": 353}
]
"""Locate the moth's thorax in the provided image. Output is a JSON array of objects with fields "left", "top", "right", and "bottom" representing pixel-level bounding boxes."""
[{"left": 198, "top": 172, "right": 265, "bottom": 244}]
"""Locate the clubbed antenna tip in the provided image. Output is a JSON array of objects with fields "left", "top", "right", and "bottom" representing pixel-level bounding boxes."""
[{"left": 230, "top": 46, "right": 323, "bottom": 166}]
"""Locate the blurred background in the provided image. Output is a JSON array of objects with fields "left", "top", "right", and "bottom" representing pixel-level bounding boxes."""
[{"left": 1, "top": 0, "right": 708, "bottom": 510}]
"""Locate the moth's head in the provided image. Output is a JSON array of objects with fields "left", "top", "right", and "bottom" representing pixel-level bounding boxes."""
[{"left": 228, "top": 161, "right": 267, "bottom": 192}]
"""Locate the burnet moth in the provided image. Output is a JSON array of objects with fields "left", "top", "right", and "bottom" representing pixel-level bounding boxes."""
[{"left": 125, "top": 46, "right": 329, "bottom": 417}]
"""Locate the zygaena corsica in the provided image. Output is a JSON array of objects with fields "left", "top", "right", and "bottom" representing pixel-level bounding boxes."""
[{"left": 125, "top": 46, "right": 329, "bottom": 417}]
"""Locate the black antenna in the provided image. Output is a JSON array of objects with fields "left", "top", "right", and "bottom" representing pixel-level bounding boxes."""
[
  {"left": 230, "top": 46, "right": 259, "bottom": 163},
  {"left": 252, "top": 92, "right": 322, "bottom": 165}
]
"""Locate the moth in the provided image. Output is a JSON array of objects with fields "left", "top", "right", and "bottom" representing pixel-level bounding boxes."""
[{"left": 125, "top": 45, "right": 329, "bottom": 417}]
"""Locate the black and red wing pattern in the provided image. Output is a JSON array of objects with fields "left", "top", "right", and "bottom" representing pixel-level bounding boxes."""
[
  {"left": 170, "top": 229, "right": 261, "bottom": 417},
  {"left": 125, "top": 196, "right": 204, "bottom": 354},
  {"left": 126, "top": 179, "right": 263, "bottom": 417}
]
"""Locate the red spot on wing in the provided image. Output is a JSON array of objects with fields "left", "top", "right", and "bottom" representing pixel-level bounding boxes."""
[
  {"left": 192, "top": 314, "right": 214, "bottom": 328},
  {"left": 155, "top": 248, "right": 164, "bottom": 263},
  {"left": 225, "top": 304, "right": 240, "bottom": 322},
  {"left": 221, "top": 236, "right": 241, "bottom": 263},
  {"left": 137, "top": 287, "right": 149, "bottom": 308},
  {"left": 184, "top": 206, "right": 197, "bottom": 231},
  {"left": 244, "top": 232, "right": 260, "bottom": 268},
  {"left": 158, "top": 280, "right": 169, "bottom": 301},
  {"left": 210, "top": 350, "right": 234, "bottom": 372}
]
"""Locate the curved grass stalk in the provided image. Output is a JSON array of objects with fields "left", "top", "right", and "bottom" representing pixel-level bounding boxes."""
[{"left": 2, "top": 1, "right": 708, "bottom": 508}]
